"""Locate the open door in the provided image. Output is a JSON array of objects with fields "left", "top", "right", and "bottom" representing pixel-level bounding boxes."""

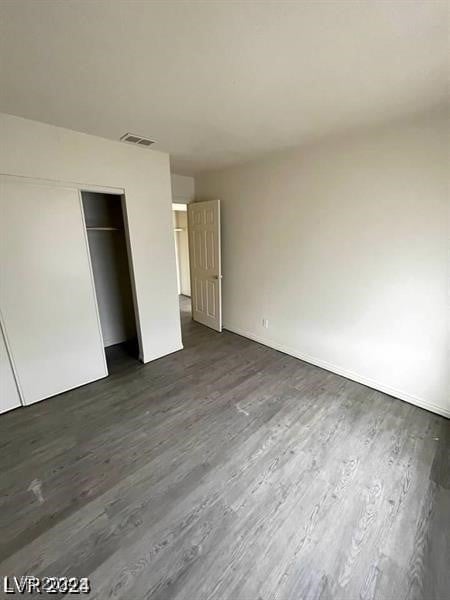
[{"left": 188, "top": 200, "right": 222, "bottom": 332}]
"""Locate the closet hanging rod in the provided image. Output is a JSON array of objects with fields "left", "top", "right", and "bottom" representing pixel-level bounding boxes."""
[{"left": 86, "top": 226, "right": 120, "bottom": 231}]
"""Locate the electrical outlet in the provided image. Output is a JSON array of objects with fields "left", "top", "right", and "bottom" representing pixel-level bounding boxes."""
[{"left": 262, "top": 318, "right": 269, "bottom": 329}]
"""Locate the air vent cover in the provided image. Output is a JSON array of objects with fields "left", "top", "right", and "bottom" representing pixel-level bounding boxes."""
[{"left": 120, "top": 133, "right": 156, "bottom": 147}]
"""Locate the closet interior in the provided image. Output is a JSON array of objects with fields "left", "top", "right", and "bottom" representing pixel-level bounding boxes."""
[{"left": 81, "top": 191, "right": 139, "bottom": 364}]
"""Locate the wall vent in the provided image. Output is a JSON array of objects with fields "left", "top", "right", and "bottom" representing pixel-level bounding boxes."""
[{"left": 120, "top": 133, "right": 156, "bottom": 147}]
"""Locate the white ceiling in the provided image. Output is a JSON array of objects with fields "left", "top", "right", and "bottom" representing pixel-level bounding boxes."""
[{"left": 0, "top": 1, "right": 448, "bottom": 174}]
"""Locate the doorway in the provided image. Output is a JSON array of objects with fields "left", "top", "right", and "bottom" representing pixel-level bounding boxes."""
[
  {"left": 172, "top": 200, "right": 223, "bottom": 335},
  {"left": 173, "top": 203, "right": 191, "bottom": 296},
  {"left": 172, "top": 203, "right": 192, "bottom": 318},
  {"left": 82, "top": 191, "right": 140, "bottom": 368}
]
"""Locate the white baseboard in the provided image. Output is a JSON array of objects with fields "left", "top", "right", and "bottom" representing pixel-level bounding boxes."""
[{"left": 224, "top": 324, "right": 449, "bottom": 419}]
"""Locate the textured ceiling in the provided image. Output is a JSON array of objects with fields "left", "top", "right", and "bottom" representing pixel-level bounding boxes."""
[{"left": 0, "top": 0, "right": 448, "bottom": 174}]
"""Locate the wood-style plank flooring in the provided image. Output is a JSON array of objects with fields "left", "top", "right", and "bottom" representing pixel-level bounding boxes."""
[{"left": 0, "top": 296, "right": 448, "bottom": 599}]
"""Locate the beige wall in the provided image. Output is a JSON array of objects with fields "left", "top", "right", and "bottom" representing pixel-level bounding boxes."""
[
  {"left": 0, "top": 113, "right": 182, "bottom": 363},
  {"left": 196, "top": 114, "right": 449, "bottom": 417}
]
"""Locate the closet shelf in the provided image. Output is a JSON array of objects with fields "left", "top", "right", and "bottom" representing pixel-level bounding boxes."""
[{"left": 86, "top": 226, "right": 121, "bottom": 231}]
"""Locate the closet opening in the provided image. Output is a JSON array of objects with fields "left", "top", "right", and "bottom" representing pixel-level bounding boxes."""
[
  {"left": 81, "top": 191, "right": 140, "bottom": 370},
  {"left": 172, "top": 203, "right": 192, "bottom": 341}
]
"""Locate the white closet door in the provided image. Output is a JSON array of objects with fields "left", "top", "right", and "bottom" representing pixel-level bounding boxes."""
[
  {"left": 0, "top": 321, "right": 22, "bottom": 413},
  {"left": 0, "top": 177, "right": 107, "bottom": 405}
]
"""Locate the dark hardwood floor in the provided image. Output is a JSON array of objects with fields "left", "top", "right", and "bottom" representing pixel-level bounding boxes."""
[{"left": 0, "top": 296, "right": 448, "bottom": 599}]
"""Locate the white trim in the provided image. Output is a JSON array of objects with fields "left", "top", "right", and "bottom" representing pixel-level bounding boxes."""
[
  {"left": 0, "top": 173, "right": 124, "bottom": 195},
  {"left": 224, "top": 324, "right": 450, "bottom": 419}
]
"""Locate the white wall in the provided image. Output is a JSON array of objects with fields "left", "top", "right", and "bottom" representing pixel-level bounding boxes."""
[
  {"left": 0, "top": 113, "right": 182, "bottom": 363},
  {"left": 196, "top": 114, "right": 449, "bottom": 417},
  {"left": 171, "top": 173, "right": 195, "bottom": 204}
]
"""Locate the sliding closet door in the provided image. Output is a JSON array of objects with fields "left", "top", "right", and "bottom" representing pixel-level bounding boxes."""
[
  {"left": 0, "top": 322, "right": 22, "bottom": 413},
  {"left": 0, "top": 177, "right": 107, "bottom": 405}
]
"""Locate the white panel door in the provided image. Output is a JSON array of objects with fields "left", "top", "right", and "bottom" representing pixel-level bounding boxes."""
[
  {"left": 188, "top": 200, "right": 222, "bottom": 332},
  {"left": 0, "top": 320, "right": 22, "bottom": 413},
  {"left": 0, "top": 177, "right": 107, "bottom": 405}
]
